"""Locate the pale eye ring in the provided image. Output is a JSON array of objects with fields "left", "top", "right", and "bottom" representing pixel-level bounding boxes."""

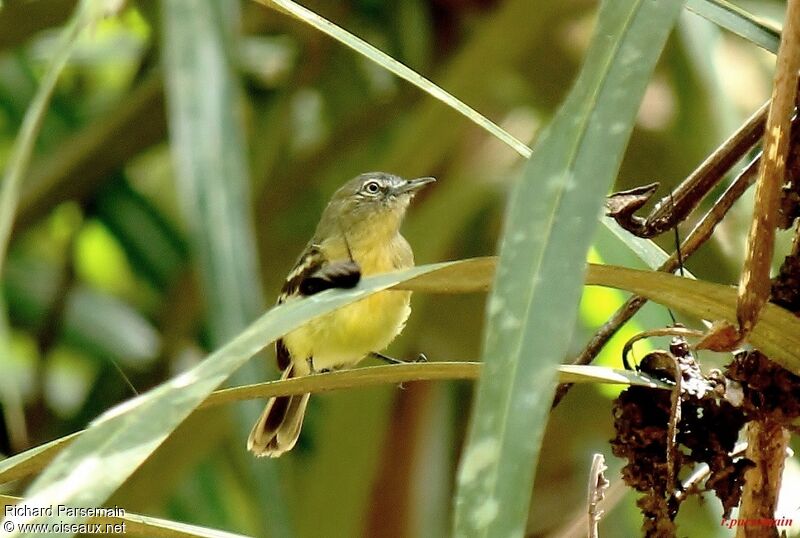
[{"left": 363, "top": 181, "right": 381, "bottom": 195}]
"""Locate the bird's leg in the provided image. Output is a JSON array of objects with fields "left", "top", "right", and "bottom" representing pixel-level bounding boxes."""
[{"left": 371, "top": 351, "right": 428, "bottom": 365}]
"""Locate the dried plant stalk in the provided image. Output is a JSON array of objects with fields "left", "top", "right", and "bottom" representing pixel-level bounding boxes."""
[{"left": 738, "top": 0, "right": 800, "bottom": 335}]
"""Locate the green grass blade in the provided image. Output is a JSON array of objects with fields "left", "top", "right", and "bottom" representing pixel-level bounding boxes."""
[
  {"left": 163, "top": 0, "right": 264, "bottom": 344},
  {"left": 452, "top": 0, "right": 686, "bottom": 536},
  {"left": 600, "top": 217, "right": 670, "bottom": 270},
  {"left": 600, "top": 216, "right": 696, "bottom": 279},
  {"left": 0, "top": 0, "right": 117, "bottom": 463},
  {"left": 253, "top": 0, "right": 531, "bottom": 159},
  {"left": 161, "top": 1, "right": 288, "bottom": 534},
  {"left": 0, "top": 0, "right": 95, "bottom": 277},
  {"left": 686, "top": 0, "right": 780, "bottom": 53},
  {"left": 1, "top": 261, "right": 462, "bottom": 534},
  {"left": 202, "top": 364, "right": 669, "bottom": 405},
  {"left": 403, "top": 258, "right": 800, "bottom": 370}
]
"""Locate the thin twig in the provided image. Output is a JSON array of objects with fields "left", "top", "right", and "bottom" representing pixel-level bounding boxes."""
[
  {"left": 587, "top": 454, "right": 609, "bottom": 538},
  {"left": 666, "top": 354, "right": 682, "bottom": 498},
  {"left": 255, "top": 0, "right": 532, "bottom": 158},
  {"left": 551, "top": 479, "right": 628, "bottom": 538},
  {"left": 609, "top": 100, "right": 768, "bottom": 237},
  {"left": 674, "top": 442, "right": 749, "bottom": 501},
  {"left": 621, "top": 326, "right": 704, "bottom": 370}
]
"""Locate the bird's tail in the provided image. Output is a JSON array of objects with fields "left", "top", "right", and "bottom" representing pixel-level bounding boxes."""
[{"left": 247, "top": 366, "right": 310, "bottom": 458}]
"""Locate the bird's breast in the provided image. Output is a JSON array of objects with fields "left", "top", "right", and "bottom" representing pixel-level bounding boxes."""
[
  {"left": 284, "top": 289, "right": 411, "bottom": 374},
  {"left": 329, "top": 232, "right": 413, "bottom": 274},
  {"left": 284, "top": 233, "right": 414, "bottom": 374}
]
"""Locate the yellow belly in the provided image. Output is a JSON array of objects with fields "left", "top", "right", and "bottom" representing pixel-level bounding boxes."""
[{"left": 284, "top": 289, "right": 411, "bottom": 374}]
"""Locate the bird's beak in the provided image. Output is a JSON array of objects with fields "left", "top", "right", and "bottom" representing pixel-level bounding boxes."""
[{"left": 395, "top": 176, "right": 436, "bottom": 194}]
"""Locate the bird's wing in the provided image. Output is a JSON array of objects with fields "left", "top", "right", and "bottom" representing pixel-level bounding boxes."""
[
  {"left": 275, "top": 245, "right": 326, "bottom": 370},
  {"left": 277, "top": 245, "right": 327, "bottom": 305},
  {"left": 274, "top": 244, "right": 361, "bottom": 370}
]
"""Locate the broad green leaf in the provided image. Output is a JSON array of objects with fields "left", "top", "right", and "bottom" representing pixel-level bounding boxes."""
[
  {"left": 452, "top": 0, "right": 685, "bottom": 536},
  {"left": 408, "top": 259, "right": 800, "bottom": 370},
  {"left": 162, "top": 1, "right": 286, "bottom": 535},
  {"left": 686, "top": 0, "right": 780, "bottom": 54},
  {"left": 2, "top": 261, "right": 466, "bottom": 534},
  {"left": 584, "top": 264, "right": 800, "bottom": 373},
  {"left": 1, "top": 494, "right": 249, "bottom": 538},
  {"left": 402, "top": 259, "right": 800, "bottom": 370},
  {"left": 252, "top": 0, "right": 531, "bottom": 159}
]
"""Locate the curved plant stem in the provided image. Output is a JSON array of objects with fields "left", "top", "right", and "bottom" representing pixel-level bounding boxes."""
[{"left": 0, "top": 361, "right": 664, "bottom": 487}]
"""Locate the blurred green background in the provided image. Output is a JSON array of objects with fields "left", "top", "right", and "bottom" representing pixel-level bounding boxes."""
[{"left": 0, "top": 0, "right": 796, "bottom": 536}]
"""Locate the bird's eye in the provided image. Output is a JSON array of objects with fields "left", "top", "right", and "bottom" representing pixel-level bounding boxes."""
[{"left": 363, "top": 181, "right": 381, "bottom": 195}]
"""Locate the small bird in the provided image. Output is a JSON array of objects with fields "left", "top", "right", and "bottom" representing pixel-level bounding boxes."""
[{"left": 247, "top": 172, "right": 435, "bottom": 457}]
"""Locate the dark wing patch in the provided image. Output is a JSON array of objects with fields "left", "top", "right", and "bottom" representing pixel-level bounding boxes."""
[
  {"left": 274, "top": 245, "right": 362, "bottom": 371},
  {"left": 299, "top": 260, "right": 361, "bottom": 295},
  {"left": 275, "top": 245, "right": 326, "bottom": 370}
]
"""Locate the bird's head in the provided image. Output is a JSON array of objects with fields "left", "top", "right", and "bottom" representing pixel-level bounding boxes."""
[{"left": 318, "top": 172, "right": 435, "bottom": 242}]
